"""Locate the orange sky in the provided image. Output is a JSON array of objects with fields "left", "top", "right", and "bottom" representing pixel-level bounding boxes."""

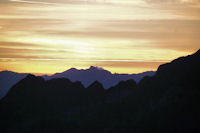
[{"left": 0, "top": 0, "right": 199, "bottom": 74}]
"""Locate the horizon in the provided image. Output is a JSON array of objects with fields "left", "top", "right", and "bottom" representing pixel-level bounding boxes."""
[
  {"left": 0, "top": 65, "right": 157, "bottom": 76},
  {"left": 0, "top": 0, "right": 200, "bottom": 74},
  {"left": 0, "top": 50, "right": 199, "bottom": 75}
]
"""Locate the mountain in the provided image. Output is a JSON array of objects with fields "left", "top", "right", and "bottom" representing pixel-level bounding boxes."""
[
  {"left": 0, "top": 74, "right": 91, "bottom": 132},
  {"left": 85, "top": 81, "right": 105, "bottom": 106},
  {"left": 105, "top": 79, "right": 137, "bottom": 103},
  {"left": 1, "top": 74, "right": 85, "bottom": 107},
  {"left": 0, "top": 71, "right": 27, "bottom": 99},
  {"left": 0, "top": 68, "right": 154, "bottom": 100},
  {"left": 0, "top": 71, "right": 138, "bottom": 133},
  {"left": 0, "top": 49, "right": 199, "bottom": 133},
  {"left": 121, "top": 49, "right": 200, "bottom": 132},
  {"left": 81, "top": 49, "right": 200, "bottom": 133},
  {"left": 43, "top": 66, "right": 155, "bottom": 89}
]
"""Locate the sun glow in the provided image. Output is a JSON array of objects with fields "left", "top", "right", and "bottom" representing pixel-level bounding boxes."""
[{"left": 0, "top": 0, "right": 199, "bottom": 74}]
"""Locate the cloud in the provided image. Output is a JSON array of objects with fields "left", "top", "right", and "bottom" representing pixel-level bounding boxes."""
[
  {"left": 1, "top": 0, "right": 200, "bottom": 5},
  {"left": 0, "top": 0, "right": 9, "bottom": 3},
  {"left": 9, "top": 0, "right": 56, "bottom": 4},
  {"left": 144, "top": 0, "right": 200, "bottom": 4},
  {"left": 0, "top": 0, "right": 199, "bottom": 74},
  {"left": 0, "top": 0, "right": 68, "bottom": 4},
  {"left": 2, "top": 0, "right": 100, "bottom": 4}
]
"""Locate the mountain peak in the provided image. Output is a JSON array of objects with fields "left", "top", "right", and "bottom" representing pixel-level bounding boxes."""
[
  {"left": 24, "top": 74, "right": 44, "bottom": 82},
  {"left": 116, "top": 79, "right": 137, "bottom": 89},
  {"left": 88, "top": 80, "right": 104, "bottom": 89},
  {"left": 26, "top": 74, "right": 37, "bottom": 79},
  {"left": 63, "top": 66, "right": 105, "bottom": 73},
  {"left": 89, "top": 66, "right": 104, "bottom": 71},
  {"left": 93, "top": 80, "right": 102, "bottom": 85},
  {"left": 66, "top": 68, "right": 77, "bottom": 72}
]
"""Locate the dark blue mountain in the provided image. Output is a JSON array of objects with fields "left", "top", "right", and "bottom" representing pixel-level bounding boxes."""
[
  {"left": 0, "top": 68, "right": 154, "bottom": 99},
  {"left": 0, "top": 71, "right": 27, "bottom": 99},
  {"left": 43, "top": 66, "right": 155, "bottom": 89}
]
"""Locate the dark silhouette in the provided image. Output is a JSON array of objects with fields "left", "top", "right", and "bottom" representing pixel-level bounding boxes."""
[
  {"left": 105, "top": 79, "right": 137, "bottom": 103},
  {"left": 0, "top": 49, "right": 199, "bottom": 133}
]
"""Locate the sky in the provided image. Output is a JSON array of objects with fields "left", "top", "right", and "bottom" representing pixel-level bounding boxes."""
[{"left": 0, "top": 0, "right": 199, "bottom": 74}]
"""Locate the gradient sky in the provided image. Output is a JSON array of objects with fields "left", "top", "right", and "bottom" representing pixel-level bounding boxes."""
[{"left": 0, "top": 0, "right": 199, "bottom": 74}]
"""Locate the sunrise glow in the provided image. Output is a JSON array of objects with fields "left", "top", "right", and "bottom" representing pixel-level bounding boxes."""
[{"left": 0, "top": 0, "right": 199, "bottom": 74}]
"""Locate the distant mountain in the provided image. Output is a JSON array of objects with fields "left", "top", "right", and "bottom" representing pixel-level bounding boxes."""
[
  {"left": 43, "top": 66, "right": 155, "bottom": 89},
  {"left": 0, "top": 68, "right": 154, "bottom": 100},
  {"left": 0, "top": 71, "right": 27, "bottom": 99}
]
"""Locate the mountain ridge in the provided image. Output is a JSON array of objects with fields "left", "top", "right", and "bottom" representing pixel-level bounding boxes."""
[
  {"left": 0, "top": 67, "right": 155, "bottom": 99},
  {"left": 43, "top": 66, "right": 155, "bottom": 88}
]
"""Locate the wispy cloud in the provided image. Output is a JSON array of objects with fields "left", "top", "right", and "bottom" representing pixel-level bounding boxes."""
[
  {"left": 0, "top": 0, "right": 199, "bottom": 74},
  {"left": 9, "top": 0, "right": 56, "bottom": 4}
]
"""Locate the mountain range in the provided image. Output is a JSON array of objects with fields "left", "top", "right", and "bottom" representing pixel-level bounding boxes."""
[
  {"left": 43, "top": 66, "right": 155, "bottom": 88},
  {"left": 0, "top": 49, "right": 199, "bottom": 133},
  {"left": 0, "top": 67, "right": 155, "bottom": 99}
]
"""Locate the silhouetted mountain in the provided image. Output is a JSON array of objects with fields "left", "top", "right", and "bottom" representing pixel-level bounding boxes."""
[
  {"left": 122, "top": 49, "right": 200, "bottom": 132},
  {"left": 80, "top": 49, "right": 200, "bottom": 133},
  {"left": 87, "top": 81, "right": 104, "bottom": 96},
  {"left": 84, "top": 81, "right": 105, "bottom": 109},
  {"left": 43, "top": 66, "right": 155, "bottom": 89},
  {"left": 105, "top": 79, "right": 137, "bottom": 103},
  {"left": 0, "top": 71, "right": 27, "bottom": 99},
  {"left": 0, "top": 49, "right": 199, "bottom": 133},
  {"left": 1, "top": 74, "right": 85, "bottom": 111}
]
